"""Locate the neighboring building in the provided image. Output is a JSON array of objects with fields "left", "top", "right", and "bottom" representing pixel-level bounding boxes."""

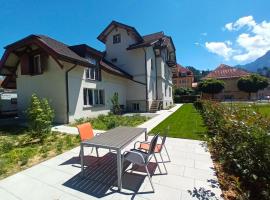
[
  {"left": 202, "top": 64, "right": 252, "bottom": 100},
  {"left": 0, "top": 21, "right": 176, "bottom": 123},
  {"left": 172, "top": 64, "right": 194, "bottom": 88}
]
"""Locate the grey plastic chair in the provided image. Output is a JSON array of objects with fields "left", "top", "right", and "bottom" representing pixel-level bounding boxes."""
[
  {"left": 122, "top": 133, "right": 160, "bottom": 192},
  {"left": 134, "top": 126, "right": 171, "bottom": 165}
]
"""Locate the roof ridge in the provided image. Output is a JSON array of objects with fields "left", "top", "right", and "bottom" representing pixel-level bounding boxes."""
[{"left": 142, "top": 31, "right": 164, "bottom": 38}]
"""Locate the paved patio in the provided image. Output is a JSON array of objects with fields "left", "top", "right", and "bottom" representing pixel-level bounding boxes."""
[{"left": 0, "top": 104, "right": 223, "bottom": 200}]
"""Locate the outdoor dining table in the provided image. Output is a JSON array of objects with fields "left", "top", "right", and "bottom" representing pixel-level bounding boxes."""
[{"left": 80, "top": 126, "right": 147, "bottom": 191}]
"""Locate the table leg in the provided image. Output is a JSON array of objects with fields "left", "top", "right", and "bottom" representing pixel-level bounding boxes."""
[
  {"left": 80, "top": 143, "right": 84, "bottom": 177},
  {"left": 117, "top": 149, "right": 122, "bottom": 191},
  {"left": 145, "top": 129, "right": 148, "bottom": 141}
]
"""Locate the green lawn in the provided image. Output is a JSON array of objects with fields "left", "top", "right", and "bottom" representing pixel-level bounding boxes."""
[
  {"left": 150, "top": 104, "right": 206, "bottom": 140},
  {"left": 223, "top": 102, "right": 270, "bottom": 118}
]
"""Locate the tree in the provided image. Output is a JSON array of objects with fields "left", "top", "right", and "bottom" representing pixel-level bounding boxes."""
[
  {"left": 198, "top": 79, "right": 225, "bottom": 99},
  {"left": 237, "top": 74, "right": 269, "bottom": 99}
]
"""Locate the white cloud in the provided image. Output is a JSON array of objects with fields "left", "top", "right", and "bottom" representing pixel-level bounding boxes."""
[
  {"left": 225, "top": 16, "right": 256, "bottom": 31},
  {"left": 207, "top": 16, "right": 270, "bottom": 63},
  {"left": 225, "top": 23, "right": 233, "bottom": 31},
  {"left": 205, "top": 42, "right": 234, "bottom": 60}
]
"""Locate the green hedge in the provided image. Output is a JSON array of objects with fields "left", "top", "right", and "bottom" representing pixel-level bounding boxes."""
[
  {"left": 174, "top": 95, "right": 200, "bottom": 103},
  {"left": 196, "top": 101, "right": 270, "bottom": 200}
]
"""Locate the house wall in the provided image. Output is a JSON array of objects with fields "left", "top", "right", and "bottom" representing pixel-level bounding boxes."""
[
  {"left": 16, "top": 56, "right": 67, "bottom": 123},
  {"left": 68, "top": 67, "right": 128, "bottom": 122},
  {"left": 173, "top": 76, "right": 194, "bottom": 89},
  {"left": 105, "top": 27, "right": 145, "bottom": 83},
  {"left": 104, "top": 26, "right": 148, "bottom": 112},
  {"left": 202, "top": 78, "right": 256, "bottom": 100},
  {"left": 156, "top": 57, "right": 173, "bottom": 108}
]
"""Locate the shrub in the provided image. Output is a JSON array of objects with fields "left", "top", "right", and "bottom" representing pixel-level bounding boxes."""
[
  {"left": 56, "top": 140, "right": 63, "bottom": 153},
  {"left": 26, "top": 94, "right": 54, "bottom": 138},
  {"left": 198, "top": 101, "right": 270, "bottom": 199},
  {"left": 111, "top": 92, "right": 121, "bottom": 115},
  {"left": 0, "top": 139, "right": 13, "bottom": 153},
  {"left": 174, "top": 95, "right": 200, "bottom": 103}
]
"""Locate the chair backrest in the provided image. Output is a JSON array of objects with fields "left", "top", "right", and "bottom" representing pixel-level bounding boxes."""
[
  {"left": 147, "top": 133, "right": 159, "bottom": 158},
  {"left": 161, "top": 126, "right": 170, "bottom": 145},
  {"left": 77, "top": 123, "right": 94, "bottom": 141}
]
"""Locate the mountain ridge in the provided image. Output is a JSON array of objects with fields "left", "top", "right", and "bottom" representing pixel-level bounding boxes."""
[{"left": 236, "top": 50, "right": 270, "bottom": 72}]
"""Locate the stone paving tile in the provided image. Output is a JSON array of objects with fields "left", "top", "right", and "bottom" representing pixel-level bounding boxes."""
[
  {"left": 0, "top": 173, "right": 82, "bottom": 200},
  {"left": 0, "top": 187, "right": 20, "bottom": 200},
  {"left": 184, "top": 167, "right": 217, "bottom": 181},
  {"left": 139, "top": 182, "right": 181, "bottom": 200},
  {"left": 158, "top": 174, "right": 195, "bottom": 191}
]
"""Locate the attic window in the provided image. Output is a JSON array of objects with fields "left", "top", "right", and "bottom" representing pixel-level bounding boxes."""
[
  {"left": 33, "top": 54, "right": 42, "bottom": 74},
  {"left": 113, "top": 34, "right": 121, "bottom": 44}
]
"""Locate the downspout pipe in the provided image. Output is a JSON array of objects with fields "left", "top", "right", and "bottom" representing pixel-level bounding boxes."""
[
  {"left": 155, "top": 55, "right": 158, "bottom": 100},
  {"left": 65, "top": 64, "right": 77, "bottom": 124},
  {"left": 143, "top": 48, "right": 148, "bottom": 112}
]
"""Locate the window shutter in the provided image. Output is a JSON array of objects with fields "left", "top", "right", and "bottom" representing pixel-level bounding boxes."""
[{"left": 20, "top": 54, "right": 30, "bottom": 75}]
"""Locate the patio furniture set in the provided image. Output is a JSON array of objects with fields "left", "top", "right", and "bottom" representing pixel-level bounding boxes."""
[{"left": 78, "top": 123, "right": 170, "bottom": 192}]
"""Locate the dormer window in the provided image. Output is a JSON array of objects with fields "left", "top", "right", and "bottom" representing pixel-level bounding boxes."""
[
  {"left": 113, "top": 34, "right": 121, "bottom": 44},
  {"left": 85, "top": 67, "right": 99, "bottom": 81},
  {"left": 86, "top": 56, "right": 97, "bottom": 66}
]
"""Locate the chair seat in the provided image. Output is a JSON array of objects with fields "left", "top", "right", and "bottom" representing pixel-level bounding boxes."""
[
  {"left": 139, "top": 142, "right": 162, "bottom": 153},
  {"left": 124, "top": 149, "right": 148, "bottom": 166}
]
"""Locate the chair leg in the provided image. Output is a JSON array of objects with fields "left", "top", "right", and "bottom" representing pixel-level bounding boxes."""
[
  {"left": 91, "top": 147, "right": 94, "bottom": 154},
  {"left": 159, "top": 153, "right": 168, "bottom": 174},
  {"left": 164, "top": 145, "right": 171, "bottom": 162},
  {"left": 95, "top": 147, "right": 99, "bottom": 157},
  {"left": 153, "top": 154, "right": 162, "bottom": 174},
  {"left": 79, "top": 148, "right": 82, "bottom": 157},
  {"left": 145, "top": 166, "right": 155, "bottom": 192}
]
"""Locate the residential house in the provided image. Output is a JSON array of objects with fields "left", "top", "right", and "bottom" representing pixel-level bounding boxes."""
[
  {"left": 172, "top": 64, "right": 194, "bottom": 88},
  {"left": 0, "top": 21, "right": 176, "bottom": 123},
  {"left": 202, "top": 64, "right": 252, "bottom": 100}
]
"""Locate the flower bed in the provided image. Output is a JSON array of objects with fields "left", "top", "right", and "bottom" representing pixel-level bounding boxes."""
[
  {"left": 195, "top": 101, "right": 270, "bottom": 200},
  {"left": 72, "top": 113, "right": 149, "bottom": 130},
  {"left": 0, "top": 126, "right": 80, "bottom": 179}
]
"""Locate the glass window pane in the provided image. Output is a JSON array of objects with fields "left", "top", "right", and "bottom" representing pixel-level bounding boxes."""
[
  {"left": 94, "top": 90, "right": 99, "bottom": 104},
  {"left": 90, "top": 68, "right": 95, "bottom": 79},
  {"left": 85, "top": 69, "right": 90, "bottom": 79},
  {"left": 88, "top": 89, "right": 93, "bottom": 105},
  {"left": 99, "top": 90, "right": 104, "bottom": 104},
  {"left": 83, "top": 88, "right": 87, "bottom": 105}
]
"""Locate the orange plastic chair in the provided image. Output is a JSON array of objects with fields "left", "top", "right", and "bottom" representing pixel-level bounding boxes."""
[{"left": 77, "top": 123, "right": 99, "bottom": 157}]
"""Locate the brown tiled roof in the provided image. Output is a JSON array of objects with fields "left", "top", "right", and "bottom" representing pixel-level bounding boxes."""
[
  {"left": 173, "top": 64, "right": 193, "bottom": 76},
  {"left": 128, "top": 32, "right": 165, "bottom": 50},
  {"left": 177, "top": 64, "right": 193, "bottom": 75},
  {"left": 69, "top": 44, "right": 104, "bottom": 58},
  {"left": 4, "top": 34, "right": 89, "bottom": 66},
  {"left": 97, "top": 21, "right": 143, "bottom": 43},
  {"left": 205, "top": 64, "right": 250, "bottom": 79},
  {"left": 100, "top": 59, "right": 133, "bottom": 79}
]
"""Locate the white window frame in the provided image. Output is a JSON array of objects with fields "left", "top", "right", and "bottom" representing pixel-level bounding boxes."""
[
  {"left": 85, "top": 68, "right": 98, "bottom": 80},
  {"left": 83, "top": 88, "right": 105, "bottom": 107}
]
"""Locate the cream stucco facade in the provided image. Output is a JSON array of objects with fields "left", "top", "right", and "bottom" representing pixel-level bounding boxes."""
[{"left": 1, "top": 21, "right": 176, "bottom": 124}]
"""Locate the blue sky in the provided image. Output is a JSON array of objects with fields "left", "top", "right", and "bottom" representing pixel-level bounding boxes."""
[{"left": 0, "top": 0, "right": 270, "bottom": 70}]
